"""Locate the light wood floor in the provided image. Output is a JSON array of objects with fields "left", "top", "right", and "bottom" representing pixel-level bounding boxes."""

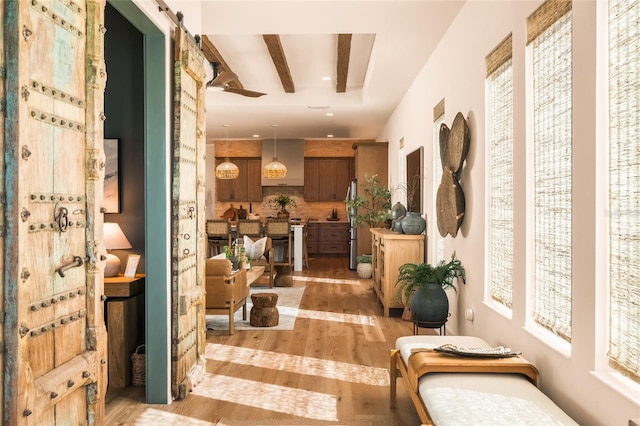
[{"left": 105, "top": 257, "right": 425, "bottom": 425}]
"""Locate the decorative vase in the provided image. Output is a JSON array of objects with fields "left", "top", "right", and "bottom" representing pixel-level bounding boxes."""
[
  {"left": 356, "top": 262, "right": 373, "bottom": 279},
  {"left": 410, "top": 284, "right": 449, "bottom": 324},
  {"left": 391, "top": 202, "right": 407, "bottom": 233},
  {"left": 400, "top": 211, "right": 426, "bottom": 235}
]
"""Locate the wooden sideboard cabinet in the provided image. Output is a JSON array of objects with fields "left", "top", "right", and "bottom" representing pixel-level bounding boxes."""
[
  {"left": 104, "top": 274, "right": 145, "bottom": 387},
  {"left": 371, "top": 229, "right": 424, "bottom": 316}
]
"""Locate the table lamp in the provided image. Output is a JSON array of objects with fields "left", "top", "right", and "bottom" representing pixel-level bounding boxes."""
[{"left": 104, "top": 222, "right": 132, "bottom": 277}]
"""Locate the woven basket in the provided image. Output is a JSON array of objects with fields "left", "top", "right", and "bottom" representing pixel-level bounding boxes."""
[
  {"left": 131, "top": 345, "right": 145, "bottom": 386},
  {"left": 357, "top": 262, "right": 373, "bottom": 279}
]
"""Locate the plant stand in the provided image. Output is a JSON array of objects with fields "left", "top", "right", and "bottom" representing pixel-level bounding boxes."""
[{"left": 412, "top": 313, "right": 450, "bottom": 336}]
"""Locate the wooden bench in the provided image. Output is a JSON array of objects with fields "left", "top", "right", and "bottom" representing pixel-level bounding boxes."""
[{"left": 390, "top": 335, "right": 578, "bottom": 425}]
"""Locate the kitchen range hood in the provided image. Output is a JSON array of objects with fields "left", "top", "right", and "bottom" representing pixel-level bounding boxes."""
[{"left": 261, "top": 139, "right": 304, "bottom": 186}]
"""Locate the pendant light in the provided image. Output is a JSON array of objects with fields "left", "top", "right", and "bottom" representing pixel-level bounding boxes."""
[
  {"left": 215, "top": 124, "right": 239, "bottom": 179},
  {"left": 263, "top": 124, "right": 287, "bottom": 179}
]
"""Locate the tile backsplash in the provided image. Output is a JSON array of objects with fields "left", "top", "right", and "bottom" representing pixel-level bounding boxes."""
[{"left": 213, "top": 186, "right": 347, "bottom": 222}]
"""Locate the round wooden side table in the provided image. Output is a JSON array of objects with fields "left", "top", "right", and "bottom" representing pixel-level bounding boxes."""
[{"left": 274, "top": 264, "right": 293, "bottom": 287}]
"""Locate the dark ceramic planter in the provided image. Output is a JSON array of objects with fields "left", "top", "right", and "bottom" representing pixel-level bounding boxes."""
[{"left": 410, "top": 283, "right": 449, "bottom": 324}]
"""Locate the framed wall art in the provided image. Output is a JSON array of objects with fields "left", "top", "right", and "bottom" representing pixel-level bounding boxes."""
[
  {"left": 104, "top": 138, "right": 120, "bottom": 213},
  {"left": 124, "top": 254, "right": 141, "bottom": 278}
]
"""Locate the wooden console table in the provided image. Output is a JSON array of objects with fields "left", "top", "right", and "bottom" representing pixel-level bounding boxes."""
[{"left": 104, "top": 274, "right": 145, "bottom": 387}]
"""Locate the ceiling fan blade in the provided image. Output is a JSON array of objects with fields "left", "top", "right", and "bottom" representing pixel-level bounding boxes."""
[
  {"left": 210, "top": 70, "right": 238, "bottom": 88},
  {"left": 223, "top": 87, "right": 267, "bottom": 98}
]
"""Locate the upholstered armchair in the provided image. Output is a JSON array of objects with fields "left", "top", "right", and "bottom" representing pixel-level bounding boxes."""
[{"left": 205, "top": 258, "right": 248, "bottom": 334}]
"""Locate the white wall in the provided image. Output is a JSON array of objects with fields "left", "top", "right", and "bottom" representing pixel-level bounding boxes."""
[{"left": 381, "top": 1, "right": 640, "bottom": 425}]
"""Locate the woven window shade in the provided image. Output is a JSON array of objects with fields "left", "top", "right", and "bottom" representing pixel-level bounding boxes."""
[
  {"left": 608, "top": 0, "right": 640, "bottom": 382},
  {"left": 488, "top": 56, "right": 514, "bottom": 309},
  {"left": 530, "top": 10, "right": 573, "bottom": 341},
  {"left": 433, "top": 98, "right": 445, "bottom": 123},
  {"left": 486, "top": 34, "right": 513, "bottom": 77},
  {"left": 527, "top": 0, "right": 572, "bottom": 45}
]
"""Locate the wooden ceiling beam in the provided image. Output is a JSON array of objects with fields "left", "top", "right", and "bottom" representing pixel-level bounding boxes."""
[
  {"left": 201, "top": 35, "right": 243, "bottom": 89},
  {"left": 263, "top": 34, "right": 295, "bottom": 93},
  {"left": 336, "top": 34, "right": 352, "bottom": 93}
]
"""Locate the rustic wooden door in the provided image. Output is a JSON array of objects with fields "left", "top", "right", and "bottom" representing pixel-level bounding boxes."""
[
  {"left": 171, "top": 27, "right": 207, "bottom": 399},
  {"left": 2, "top": 0, "right": 108, "bottom": 424},
  {"left": 0, "top": 2, "right": 6, "bottom": 422}
]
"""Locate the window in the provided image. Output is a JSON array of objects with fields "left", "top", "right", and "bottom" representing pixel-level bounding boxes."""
[
  {"left": 607, "top": 0, "right": 640, "bottom": 382},
  {"left": 432, "top": 99, "right": 445, "bottom": 263},
  {"left": 486, "top": 34, "right": 514, "bottom": 309},
  {"left": 528, "top": 0, "right": 573, "bottom": 341}
]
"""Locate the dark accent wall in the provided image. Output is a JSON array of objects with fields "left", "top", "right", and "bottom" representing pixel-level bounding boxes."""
[{"left": 104, "top": 4, "right": 146, "bottom": 272}]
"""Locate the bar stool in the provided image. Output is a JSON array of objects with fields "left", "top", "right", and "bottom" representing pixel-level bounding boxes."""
[
  {"left": 265, "top": 219, "right": 291, "bottom": 265},
  {"left": 236, "top": 219, "right": 263, "bottom": 240},
  {"left": 302, "top": 220, "right": 310, "bottom": 269},
  {"left": 206, "top": 220, "right": 232, "bottom": 256}
]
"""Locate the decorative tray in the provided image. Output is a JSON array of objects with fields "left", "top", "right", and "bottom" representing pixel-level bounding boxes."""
[{"left": 434, "top": 343, "right": 522, "bottom": 358}]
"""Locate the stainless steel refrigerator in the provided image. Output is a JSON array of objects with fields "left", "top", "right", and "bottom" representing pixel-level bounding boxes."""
[{"left": 347, "top": 179, "right": 358, "bottom": 270}]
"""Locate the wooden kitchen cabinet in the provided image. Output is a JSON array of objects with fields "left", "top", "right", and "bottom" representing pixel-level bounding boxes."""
[
  {"left": 304, "top": 158, "right": 353, "bottom": 201},
  {"left": 216, "top": 158, "right": 262, "bottom": 202},
  {"left": 370, "top": 229, "right": 424, "bottom": 316},
  {"left": 303, "top": 159, "right": 320, "bottom": 201},
  {"left": 306, "top": 222, "right": 350, "bottom": 255},
  {"left": 318, "top": 222, "right": 350, "bottom": 254}
]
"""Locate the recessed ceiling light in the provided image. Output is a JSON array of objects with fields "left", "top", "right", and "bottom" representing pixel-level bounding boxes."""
[
  {"left": 327, "top": 134, "right": 334, "bottom": 138},
  {"left": 253, "top": 134, "right": 260, "bottom": 138},
  {"left": 321, "top": 76, "right": 332, "bottom": 81},
  {"left": 326, "top": 112, "right": 334, "bottom": 117}
]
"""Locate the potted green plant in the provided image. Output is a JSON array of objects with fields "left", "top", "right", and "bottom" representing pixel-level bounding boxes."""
[
  {"left": 345, "top": 174, "right": 392, "bottom": 229},
  {"left": 396, "top": 252, "right": 465, "bottom": 325},
  {"left": 266, "top": 194, "right": 297, "bottom": 219},
  {"left": 356, "top": 253, "right": 373, "bottom": 279},
  {"left": 222, "top": 245, "right": 240, "bottom": 270}
]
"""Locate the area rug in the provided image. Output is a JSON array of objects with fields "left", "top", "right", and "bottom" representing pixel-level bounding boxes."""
[
  {"left": 215, "top": 419, "right": 373, "bottom": 426},
  {"left": 206, "top": 285, "right": 305, "bottom": 331}
]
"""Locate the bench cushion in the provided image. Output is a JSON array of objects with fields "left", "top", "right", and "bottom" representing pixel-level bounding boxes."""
[{"left": 395, "top": 336, "right": 578, "bottom": 426}]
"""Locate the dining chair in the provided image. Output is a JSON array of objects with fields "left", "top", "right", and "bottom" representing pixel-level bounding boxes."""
[{"left": 206, "top": 219, "right": 232, "bottom": 256}]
